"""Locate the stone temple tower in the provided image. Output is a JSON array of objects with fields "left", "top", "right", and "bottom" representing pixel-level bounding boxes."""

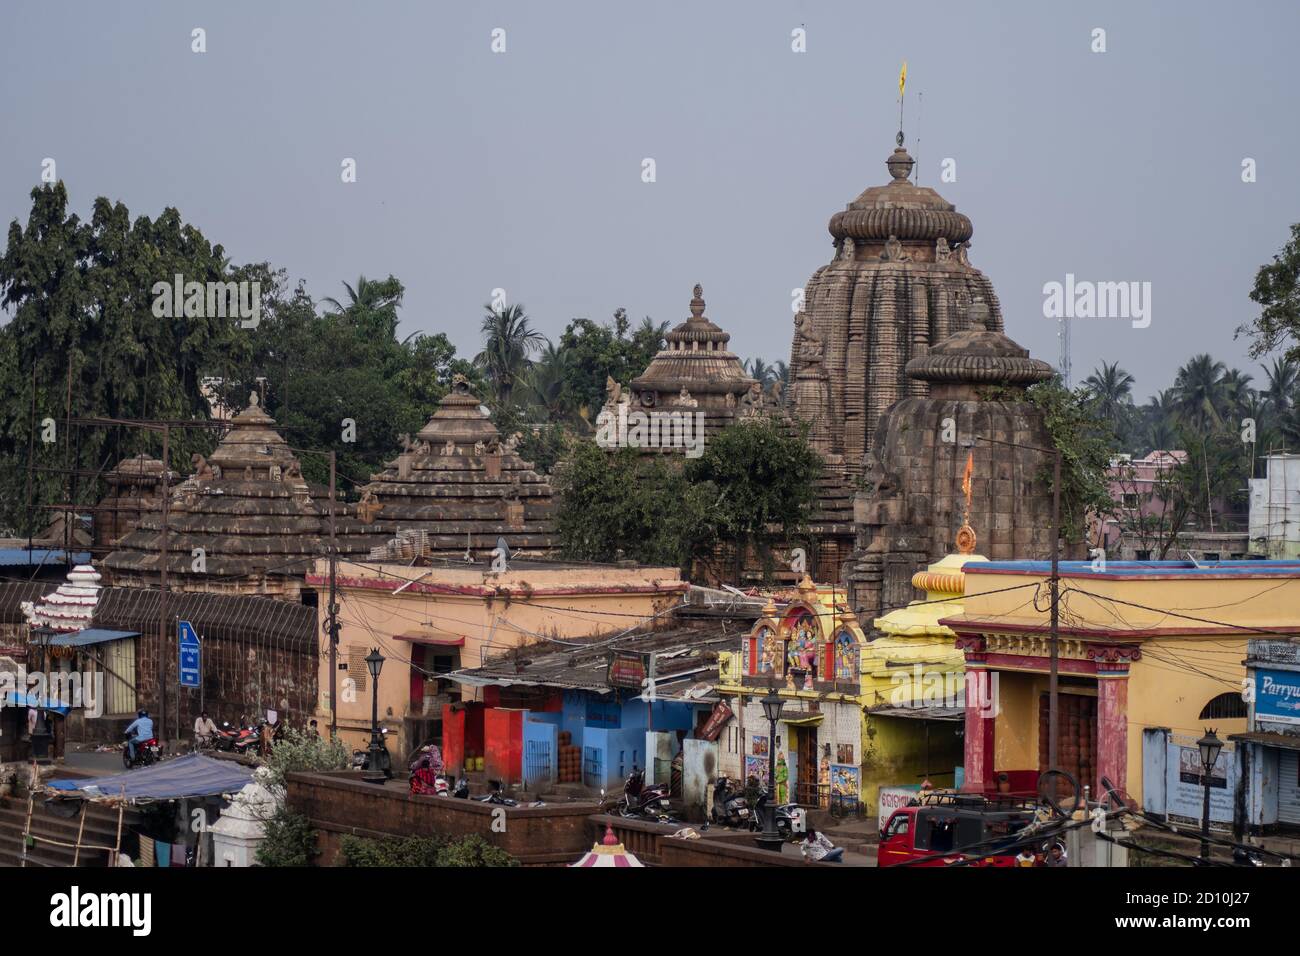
[{"left": 789, "top": 140, "right": 1003, "bottom": 477}]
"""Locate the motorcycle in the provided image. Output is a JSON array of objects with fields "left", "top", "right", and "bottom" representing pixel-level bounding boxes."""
[
  {"left": 710, "top": 775, "right": 751, "bottom": 828},
  {"left": 620, "top": 766, "right": 674, "bottom": 821},
  {"left": 475, "top": 779, "right": 518, "bottom": 806},
  {"left": 350, "top": 728, "right": 393, "bottom": 777},
  {"left": 748, "top": 788, "right": 803, "bottom": 839},
  {"left": 452, "top": 775, "right": 470, "bottom": 799},
  {"left": 123, "top": 733, "right": 161, "bottom": 769}
]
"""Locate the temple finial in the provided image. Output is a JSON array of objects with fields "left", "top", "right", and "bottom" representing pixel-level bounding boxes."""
[{"left": 689, "top": 284, "right": 705, "bottom": 319}]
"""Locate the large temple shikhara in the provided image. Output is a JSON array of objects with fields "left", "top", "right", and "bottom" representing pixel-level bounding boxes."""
[{"left": 788, "top": 141, "right": 1004, "bottom": 477}]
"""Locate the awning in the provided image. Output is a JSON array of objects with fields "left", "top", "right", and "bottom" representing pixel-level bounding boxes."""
[
  {"left": 1, "top": 692, "right": 71, "bottom": 715},
  {"left": 46, "top": 753, "right": 254, "bottom": 802},
  {"left": 1228, "top": 731, "right": 1300, "bottom": 752},
  {"left": 46, "top": 628, "right": 140, "bottom": 648},
  {"left": 394, "top": 631, "right": 465, "bottom": 647},
  {"left": 780, "top": 713, "right": 825, "bottom": 727},
  {"left": 868, "top": 703, "right": 964, "bottom": 721}
]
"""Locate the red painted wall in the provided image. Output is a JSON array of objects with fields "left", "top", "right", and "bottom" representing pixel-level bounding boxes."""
[
  {"left": 484, "top": 708, "right": 523, "bottom": 782},
  {"left": 442, "top": 704, "right": 465, "bottom": 773}
]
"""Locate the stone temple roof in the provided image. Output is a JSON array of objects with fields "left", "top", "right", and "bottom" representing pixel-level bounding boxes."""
[
  {"left": 906, "top": 300, "right": 1054, "bottom": 387},
  {"left": 631, "top": 284, "right": 756, "bottom": 397},
  {"left": 829, "top": 145, "right": 973, "bottom": 245},
  {"left": 344, "top": 376, "right": 557, "bottom": 559},
  {"left": 103, "top": 392, "right": 326, "bottom": 598}
]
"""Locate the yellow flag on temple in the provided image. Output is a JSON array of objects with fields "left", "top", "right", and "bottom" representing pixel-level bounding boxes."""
[
  {"left": 962, "top": 451, "right": 973, "bottom": 506},
  {"left": 899, "top": 61, "right": 907, "bottom": 97}
]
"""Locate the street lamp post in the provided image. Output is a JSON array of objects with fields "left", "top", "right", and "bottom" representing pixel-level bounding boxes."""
[
  {"left": 1197, "top": 728, "right": 1223, "bottom": 863},
  {"left": 363, "top": 648, "right": 388, "bottom": 784},
  {"left": 754, "top": 690, "right": 786, "bottom": 853}
]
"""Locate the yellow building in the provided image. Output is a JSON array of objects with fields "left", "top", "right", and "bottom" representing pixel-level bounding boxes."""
[
  {"left": 715, "top": 548, "right": 984, "bottom": 814},
  {"left": 307, "top": 558, "right": 685, "bottom": 757},
  {"left": 937, "top": 560, "right": 1294, "bottom": 807}
]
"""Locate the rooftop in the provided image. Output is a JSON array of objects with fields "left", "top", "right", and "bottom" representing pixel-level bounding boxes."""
[{"left": 968, "top": 559, "right": 1300, "bottom": 579}]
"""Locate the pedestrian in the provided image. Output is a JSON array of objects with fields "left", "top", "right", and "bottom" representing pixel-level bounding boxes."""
[
  {"left": 193, "top": 710, "right": 218, "bottom": 749},
  {"left": 800, "top": 826, "right": 844, "bottom": 863},
  {"left": 1015, "top": 847, "right": 1037, "bottom": 867},
  {"left": 1044, "top": 841, "right": 1068, "bottom": 867}
]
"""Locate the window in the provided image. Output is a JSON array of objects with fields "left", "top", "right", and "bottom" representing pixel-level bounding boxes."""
[
  {"left": 1199, "top": 692, "right": 1247, "bottom": 720},
  {"left": 886, "top": 814, "right": 910, "bottom": 839},
  {"left": 1135, "top": 550, "right": 1152, "bottom": 561},
  {"left": 346, "top": 646, "right": 368, "bottom": 693}
]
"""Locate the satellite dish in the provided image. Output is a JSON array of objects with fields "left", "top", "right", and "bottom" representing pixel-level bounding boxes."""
[
  {"left": 495, "top": 536, "right": 511, "bottom": 561},
  {"left": 478, "top": 405, "right": 491, "bottom": 418}
]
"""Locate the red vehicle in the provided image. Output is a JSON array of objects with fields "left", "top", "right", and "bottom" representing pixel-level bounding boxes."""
[{"left": 876, "top": 792, "right": 1039, "bottom": 867}]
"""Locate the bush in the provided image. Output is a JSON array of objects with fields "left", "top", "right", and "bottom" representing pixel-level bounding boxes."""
[
  {"left": 263, "top": 728, "right": 351, "bottom": 788},
  {"left": 256, "top": 806, "right": 318, "bottom": 867},
  {"left": 336, "top": 832, "right": 519, "bottom": 867}
]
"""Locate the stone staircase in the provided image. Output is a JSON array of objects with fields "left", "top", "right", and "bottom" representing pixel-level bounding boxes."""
[{"left": 0, "top": 796, "right": 140, "bottom": 868}]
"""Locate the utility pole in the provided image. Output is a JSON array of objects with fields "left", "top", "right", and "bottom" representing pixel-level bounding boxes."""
[
  {"left": 158, "top": 424, "right": 170, "bottom": 743},
  {"left": 1049, "top": 450, "right": 1061, "bottom": 778},
  {"left": 328, "top": 451, "right": 340, "bottom": 739}
]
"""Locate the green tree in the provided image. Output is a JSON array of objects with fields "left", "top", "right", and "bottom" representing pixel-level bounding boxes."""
[
  {"left": 684, "top": 418, "right": 821, "bottom": 579},
  {"left": 1026, "top": 378, "right": 1117, "bottom": 546},
  {"left": 556, "top": 309, "right": 665, "bottom": 424},
  {"left": 1171, "top": 354, "right": 1229, "bottom": 433},
  {"left": 1243, "top": 222, "right": 1300, "bottom": 362},
  {"left": 0, "top": 183, "right": 265, "bottom": 533}
]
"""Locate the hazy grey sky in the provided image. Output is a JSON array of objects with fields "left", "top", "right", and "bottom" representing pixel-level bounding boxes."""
[{"left": 3, "top": 0, "right": 1298, "bottom": 401}]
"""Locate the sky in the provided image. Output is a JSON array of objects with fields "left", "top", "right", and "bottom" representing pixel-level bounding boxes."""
[{"left": 2, "top": 0, "right": 1298, "bottom": 402}]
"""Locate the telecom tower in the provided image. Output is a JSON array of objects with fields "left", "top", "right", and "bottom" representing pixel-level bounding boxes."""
[{"left": 1057, "top": 315, "right": 1072, "bottom": 389}]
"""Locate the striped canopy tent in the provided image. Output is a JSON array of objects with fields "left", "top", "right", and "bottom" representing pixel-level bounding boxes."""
[{"left": 570, "top": 824, "right": 644, "bottom": 868}]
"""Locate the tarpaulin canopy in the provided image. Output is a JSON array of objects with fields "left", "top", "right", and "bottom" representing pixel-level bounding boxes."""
[
  {"left": 46, "top": 628, "right": 140, "bottom": 648},
  {"left": 0, "top": 692, "right": 70, "bottom": 715},
  {"left": 47, "top": 753, "right": 254, "bottom": 803}
]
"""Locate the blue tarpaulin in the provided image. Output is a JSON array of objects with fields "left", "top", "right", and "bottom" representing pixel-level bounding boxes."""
[
  {"left": 0, "top": 692, "right": 70, "bottom": 715},
  {"left": 47, "top": 753, "right": 254, "bottom": 802}
]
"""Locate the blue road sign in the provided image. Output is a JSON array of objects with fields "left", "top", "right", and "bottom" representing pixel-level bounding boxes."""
[{"left": 179, "top": 620, "right": 200, "bottom": 688}]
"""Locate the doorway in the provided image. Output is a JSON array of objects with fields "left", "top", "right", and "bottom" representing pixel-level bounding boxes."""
[{"left": 796, "top": 726, "right": 818, "bottom": 805}]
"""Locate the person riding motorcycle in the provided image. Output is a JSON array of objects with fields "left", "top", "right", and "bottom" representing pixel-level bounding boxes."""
[{"left": 124, "top": 709, "right": 154, "bottom": 763}]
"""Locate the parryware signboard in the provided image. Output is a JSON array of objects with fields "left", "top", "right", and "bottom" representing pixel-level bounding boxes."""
[{"left": 1255, "top": 667, "right": 1300, "bottom": 726}]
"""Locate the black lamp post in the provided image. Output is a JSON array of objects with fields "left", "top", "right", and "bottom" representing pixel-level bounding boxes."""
[
  {"left": 754, "top": 690, "right": 786, "bottom": 852},
  {"left": 363, "top": 648, "right": 388, "bottom": 784},
  {"left": 1197, "top": 728, "right": 1223, "bottom": 862}
]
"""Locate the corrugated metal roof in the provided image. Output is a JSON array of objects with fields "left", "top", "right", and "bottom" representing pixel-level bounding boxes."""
[
  {"left": 0, "top": 549, "right": 90, "bottom": 567},
  {"left": 448, "top": 621, "right": 745, "bottom": 698}
]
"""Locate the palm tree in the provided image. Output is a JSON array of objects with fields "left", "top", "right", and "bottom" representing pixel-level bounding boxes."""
[
  {"left": 1082, "top": 362, "right": 1135, "bottom": 443},
  {"left": 745, "top": 358, "right": 774, "bottom": 387},
  {"left": 635, "top": 315, "right": 670, "bottom": 349},
  {"left": 522, "top": 339, "right": 571, "bottom": 421},
  {"left": 1142, "top": 389, "right": 1178, "bottom": 451},
  {"left": 475, "top": 303, "right": 545, "bottom": 406},
  {"left": 1171, "top": 354, "right": 1228, "bottom": 433},
  {"left": 321, "top": 274, "right": 403, "bottom": 337},
  {"left": 1219, "top": 368, "right": 1255, "bottom": 426},
  {"left": 772, "top": 360, "right": 791, "bottom": 401},
  {"left": 1263, "top": 357, "right": 1298, "bottom": 415}
]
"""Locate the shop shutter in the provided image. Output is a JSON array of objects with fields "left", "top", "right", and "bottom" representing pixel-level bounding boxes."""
[{"left": 1279, "top": 751, "right": 1300, "bottom": 826}]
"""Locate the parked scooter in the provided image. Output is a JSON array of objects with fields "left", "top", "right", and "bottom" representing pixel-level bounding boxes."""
[
  {"left": 451, "top": 775, "right": 470, "bottom": 799},
  {"left": 748, "top": 788, "right": 803, "bottom": 839},
  {"left": 710, "top": 775, "right": 751, "bottom": 828},
  {"left": 122, "top": 733, "right": 161, "bottom": 769},
  {"left": 620, "top": 766, "right": 674, "bottom": 820},
  {"left": 475, "top": 779, "right": 518, "bottom": 807},
  {"left": 350, "top": 728, "right": 393, "bottom": 776}
]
